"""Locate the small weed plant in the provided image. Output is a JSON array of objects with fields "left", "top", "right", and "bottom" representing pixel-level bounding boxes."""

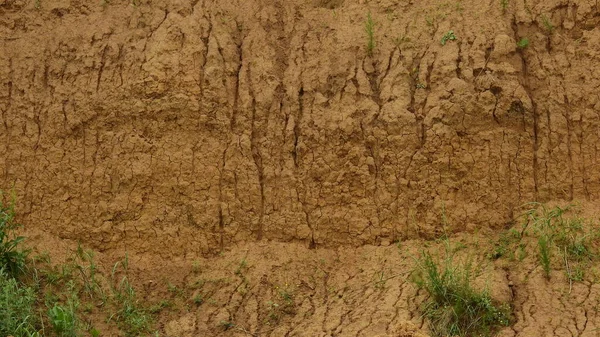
[
  {"left": 219, "top": 320, "right": 235, "bottom": 330},
  {"left": 48, "top": 302, "right": 78, "bottom": 337},
  {"left": 537, "top": 234, "right": 551, "bottom": 279},
  {"left": 412, "top": 240, "right": 511, "bottom": 336},
  {"left": 490, "top": 228, "right": 521, "bottom": 260},
  {"left": 393, "top": 35, "right": 410, "bottom": 48},
  {"left": 373, "top": 270, "right": 386, "bottom": 289},
  {"left": 541, "top": 15, "right": 554, "bottom": 33},
  {"left": 365, "top": 12, "right": 375, "bottom": 56},
  {"left": 266, "top": 283, "right": 296, "bottom": 322},
  {"left": 441, "top": 30, "right": 457, "bottom": 45},
  {"left": 517, "top": 37, "right": 529, "bottom": 49}
]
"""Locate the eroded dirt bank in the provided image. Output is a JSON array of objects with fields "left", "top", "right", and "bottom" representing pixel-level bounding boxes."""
[
  {"left": 23, "top": 217, "right": 600, "bottom": 337},
  {"left": 2, "top": 0, "right": 600, "bottom": 255}
]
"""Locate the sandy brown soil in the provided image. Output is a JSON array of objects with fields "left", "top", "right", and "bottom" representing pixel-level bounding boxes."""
[
  {"left": 2, "top": 0, "right": 600, "bottom": 254},
  {"left": 2, "top": 0, "right": 600, "bottom": 336},
  {"left": 24, "top": 212, "right": 600, "bottom": 337}
]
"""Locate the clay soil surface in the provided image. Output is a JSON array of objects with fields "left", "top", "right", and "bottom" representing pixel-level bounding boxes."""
[
  {"left": 2, "top": 0, "right": 600, "bottom": 335},
  {"left": 22, "top": 205, "right": 600, "bottom": 337}
]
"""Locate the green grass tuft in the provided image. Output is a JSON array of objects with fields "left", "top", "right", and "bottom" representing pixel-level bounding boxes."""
[
  {"left": 1, "top": 192, "right": 29, "bottom": 278},
  {"left": 537, "top": 234, "right": 551, "bottom": 279},
  {"left": 0, "top": 269, "right": 40, "bottom": 337},
  {"left": 111, "top": 257, "right": 152, "bottom": 336},
  {"left": 519, "top": 204, "right": 599, "bottom": 281},
  {"left": 412, "top": 241, "right": 511, "bottom": 336}
]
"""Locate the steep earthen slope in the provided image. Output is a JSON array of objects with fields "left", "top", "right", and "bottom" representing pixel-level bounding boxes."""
[{"left": 1, "top": 0, "right": 600, "bottom": 256}]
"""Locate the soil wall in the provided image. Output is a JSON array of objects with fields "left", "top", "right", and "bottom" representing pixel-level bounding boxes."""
[{"left": 1, "top": 0, "right": 599, "bottom": 255}]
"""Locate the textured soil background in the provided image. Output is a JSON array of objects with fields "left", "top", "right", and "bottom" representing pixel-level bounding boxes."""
[{"left": 2, "top": 0, "right": 600, "bottom": 336}]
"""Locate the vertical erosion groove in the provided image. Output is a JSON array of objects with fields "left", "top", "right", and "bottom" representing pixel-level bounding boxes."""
[
  {"left": 564, "top": 94, "right": 574, "bottom": 201},
  {"left": 513, "top": 18, "right": 539, "bottom": 201},
  {"left": 251, "top": 98, "right": 266, "bottom": 241},
  {"left": 247, "top": 61, "right": 265, "bottom": 241},
  {"left": 293, "top": 87, "right": 304, "bottom": 168}
]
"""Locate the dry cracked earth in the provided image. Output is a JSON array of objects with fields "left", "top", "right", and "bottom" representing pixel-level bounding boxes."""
[{"left": 2, "top": 0, "right": 600, "bottom": 335}]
